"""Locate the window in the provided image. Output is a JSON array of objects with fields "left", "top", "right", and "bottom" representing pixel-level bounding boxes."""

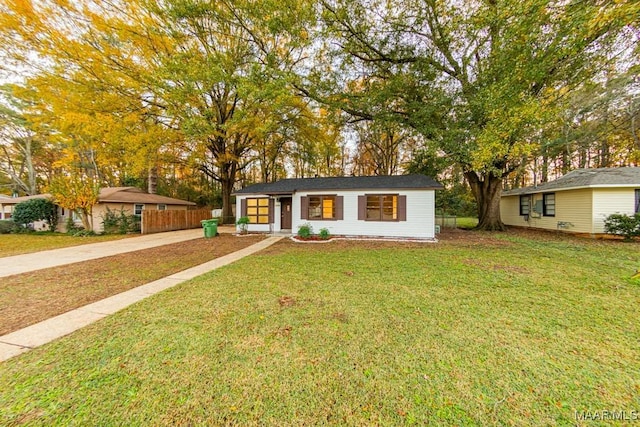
[
  {"left": 366, "top": 194, "right": 398, "bottom": 221},
  {"left": 308, "top": 195, "right": 336, "bottom": 220},
  {"left": 134, "top": 204, "right": 144, "bottom": 216},
  {"left": 246, "top": 198, "right": 269, "bottom": 224},
  {"left": 543, "top": 193, "right": 555, "bottom": 217},
  {"left": 157, "top": 204, "right": 167, "bottom": 211},
  {"left": 519, "top": 195, "right": 531, "bottom": 216},
  {"left": 635, "top": 189, "right": 640, "bottom": 214}
]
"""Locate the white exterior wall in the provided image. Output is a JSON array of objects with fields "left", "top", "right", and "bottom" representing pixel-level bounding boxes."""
[
  {"left": 592, "top": 188, "right": 637, "bottom": 233},
  {"left": 293, "top": 189, "right": 436, "bottom": 239},
  {"left": 236, "top": 190, "right": 437, "bottom": 238},
  {"left": 235, "top": 194, "right": 273, "bottom": 233}
]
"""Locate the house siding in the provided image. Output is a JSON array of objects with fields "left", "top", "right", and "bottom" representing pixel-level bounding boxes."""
[
  {"left": 236, "top": 190, "right": 437, "bottom": 238},
  {"left": 500, "top": 196, "right": 524, "bottom": 226},
  {"left": 92, "top": 202, "right": 189, "bottom": 233},
  {"left": 502, "top": 189, "right": 594, "bottom": 233},
  {"left": 592, "top": 188, "right": 637, "bottom": 233}
]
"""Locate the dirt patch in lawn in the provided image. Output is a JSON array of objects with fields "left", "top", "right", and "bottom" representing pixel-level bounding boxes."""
[{"left": 0, "top": 234, "right": 264, "bottom": 336}]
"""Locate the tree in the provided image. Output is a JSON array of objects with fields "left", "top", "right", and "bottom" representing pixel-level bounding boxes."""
[
  {"left": 0, "top": 95, "right": 43, "bottom": 195},
  {"left": 12, "top": 197, "right": 58, "bottom": 231},
  {"left": 0, "top": 0, "right": 318, "bottom": 221},
  {"left": 48, "top": 175, "right": 100, "bottom": 231},
  {"left": 306, "top": 0, "right": 638, "bottom": 229}
]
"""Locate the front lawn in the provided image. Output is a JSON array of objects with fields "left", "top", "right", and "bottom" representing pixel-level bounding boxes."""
[
  {"left": 0, "top": 233, "right": 130, "bottom": 257},
  {"left": 1, "top": 231, "right": 638, "bottom": 425}
]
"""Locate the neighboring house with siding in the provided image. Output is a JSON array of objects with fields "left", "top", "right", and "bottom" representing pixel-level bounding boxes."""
[
  {"left": 0, "top": 187, "right": 195, "bottom": 232},
  {"left": 0, "top": 194, "right": 67, "bottom": 227},
  {"left": 500, "top": 167, "right": 640, "bottom": 235},
  {"left": 234, "top": 175, "right": 443, "bottom": 240},
  {"left": 92, "top": 187, "right": 196, "bottom": 233}
]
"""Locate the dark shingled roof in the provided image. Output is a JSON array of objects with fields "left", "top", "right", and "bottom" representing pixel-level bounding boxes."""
[
  {"left": 502, "top": 167, "right": 640, "bottom": 196},
  {"left": 234, "top": 174, "right": 443, "bottom": 195}
]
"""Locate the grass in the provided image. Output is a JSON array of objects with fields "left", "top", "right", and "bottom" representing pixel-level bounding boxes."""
[
  {"left": 0, "top": 233, "right": 130, "bottom": 257},
  {"left": 0, "top": 231, "right": 638, "bottom": 425},
  {"left": 454, "top": 216, "right": 478, "bottom": 229},
  {"left": 0, "top": 234, "right": 264, "bottom": 335}
]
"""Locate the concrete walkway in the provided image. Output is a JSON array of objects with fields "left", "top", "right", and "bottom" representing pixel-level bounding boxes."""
[
  {"left": 0, "top": 226, "right": 234, "bottom": 278},
  {"left": 0, "top": 235, "right": 283, "bottom": 362}
]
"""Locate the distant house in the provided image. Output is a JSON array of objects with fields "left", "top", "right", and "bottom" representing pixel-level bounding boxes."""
[
  {"left": 500, "top": 167, "right": 640, "bottom": 235},
  {"left": 0, "top": 194, "right": 49, "bottom": 222},
  {"left": 91, "top": 187, "right": 196, "bottom": 232},
  {"left": 234, "top": 175, "right": 443, "bottom": 240},
  {"left": 0, "top": 187, "right": 196, "bottom": 232}
]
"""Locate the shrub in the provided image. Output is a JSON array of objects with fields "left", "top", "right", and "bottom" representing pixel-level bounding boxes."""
[
  {"left": 603, "top": 213, "right": 640, "bottom": 241},
  {"left": 319, "top": 228, "right": 331, "bottom": 240},
  {"left": 0, "top": 220, "right": 19, "bottom": 234},
  {"left": 12, "top": 198, "right": 59, "bottom": 232},
  {"left": 65, "top": 216, "right": 85, "bottom": 235},
  {"left": 101, "top": 207, "right": 140, "bottom": 234},
  {"left": 297, "top": 223, "right": 313, "bottom": 238},
  {"left": 236, "top": 216, "right": 250, "bottom": 234}
]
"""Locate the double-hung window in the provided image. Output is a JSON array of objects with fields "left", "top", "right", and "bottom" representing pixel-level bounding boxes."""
[
  {"left": 308, "top": 195, "right": 336, "bottom": 220},
  {"left": 366, "top": 194, "right": 398, "bottom": 221},
  {"left": 134, "top": 204, "right": 144, "bottom": 216},
  {"left": 543, "top": 193, "right": 555, "bottom": 217},
  {"left": 519, "top": 195, "right": 531, "bottom": 216}
]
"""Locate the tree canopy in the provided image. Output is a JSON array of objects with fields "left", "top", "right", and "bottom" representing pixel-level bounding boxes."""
[{"left": 0, "top": 0, "right": 637, "bottom": 229}]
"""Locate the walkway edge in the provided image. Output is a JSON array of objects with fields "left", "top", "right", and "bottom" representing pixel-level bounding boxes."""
[{"left": 0, "top": 236, "right": 283, "bottom": 362}]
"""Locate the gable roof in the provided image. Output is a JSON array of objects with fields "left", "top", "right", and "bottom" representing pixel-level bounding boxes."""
[
  {"left": 0, "top": 188, "right": 195, "bottom": 206},
  {"left": 0, "top": 194, "right": 52, "bottom": 205},
  {"left": 502, "top": 167, "right": 640, "bottom": 196},
  {"left": 234, "top": 174, "right": 443, "bottom": 195},
  {"left": 98, "top": 187, "right": 196, "bottom": 205}
]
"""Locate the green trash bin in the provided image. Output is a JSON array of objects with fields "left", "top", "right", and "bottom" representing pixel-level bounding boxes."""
[{"left": 201, "top": 219, "right": 218, "bottom": 238}]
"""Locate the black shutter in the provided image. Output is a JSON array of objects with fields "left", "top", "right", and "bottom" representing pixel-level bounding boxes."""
[{"left": 241, "top": 198, "right": 247, "bottom": 217}]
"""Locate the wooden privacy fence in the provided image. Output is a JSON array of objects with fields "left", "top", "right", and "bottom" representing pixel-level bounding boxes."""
[{"left": 141, "top": 209, "right": 212, "bottom": 234}]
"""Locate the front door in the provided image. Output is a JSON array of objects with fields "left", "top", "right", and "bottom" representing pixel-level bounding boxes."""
[{"left": 280, "top": 197, "right": 292, "bottom": 230}]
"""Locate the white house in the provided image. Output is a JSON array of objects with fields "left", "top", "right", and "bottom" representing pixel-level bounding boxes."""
[
  {"left": 500, "top": 167, "right": 640, "bottom": 235},
  {"left": 234, "top": 175, "right": 443, "bottom": 240}
]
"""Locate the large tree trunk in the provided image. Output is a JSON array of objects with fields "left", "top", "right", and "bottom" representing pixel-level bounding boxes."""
[
  {"left": 465, "top": 170, "right": 506, "bottom": 231},
  {"left": 221, "top": 177, "right": 234, "bottom": 224}
]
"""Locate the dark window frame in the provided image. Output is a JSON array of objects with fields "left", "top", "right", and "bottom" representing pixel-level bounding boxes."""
[
  {"left": 134, "top": 204, "right": 144, "bottom": 216},
  {"left": 519, "top": 195, "right": 531, "bottom": 216},
  {"left": 543, "top": 193, "right": 555, "bottom": 217},
  {"left": 307, "top": 195, "right": 337, "bottom": 220},
  {"left": 246, "top": 197, "right": 270, "bottom": 224},
  {"left": 635, "top": 189, "right": 640, "bottom": 214},
  {"left": 365, "top": 194, "right": 399, "bottom": 222}
]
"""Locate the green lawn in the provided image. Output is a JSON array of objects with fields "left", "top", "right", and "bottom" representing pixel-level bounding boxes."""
[
  {"left": 1, "top": 232, "right": 638, "bottom": 425},
  {"left": 0, "top": 233, "right": 130, "bottom": 257}
]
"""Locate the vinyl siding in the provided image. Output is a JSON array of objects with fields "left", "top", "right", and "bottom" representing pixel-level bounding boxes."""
[
  {"left": 501, "top": 189, "right": 593, "bottom": 233},
  {"left": 500, "top": 196, "right": 527, "bottom": 227},
  {"left": 235, "top": 195, "right": 272, "bottom": 233},
  {"left": 236, "top": 190, "right": 437, "bottom": 238},
  {"left": 293, "top": 189, "right": 436, "bottom": 239},
  {"left": 592, "top": 188, "right": 637, "bottom": 233}
]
